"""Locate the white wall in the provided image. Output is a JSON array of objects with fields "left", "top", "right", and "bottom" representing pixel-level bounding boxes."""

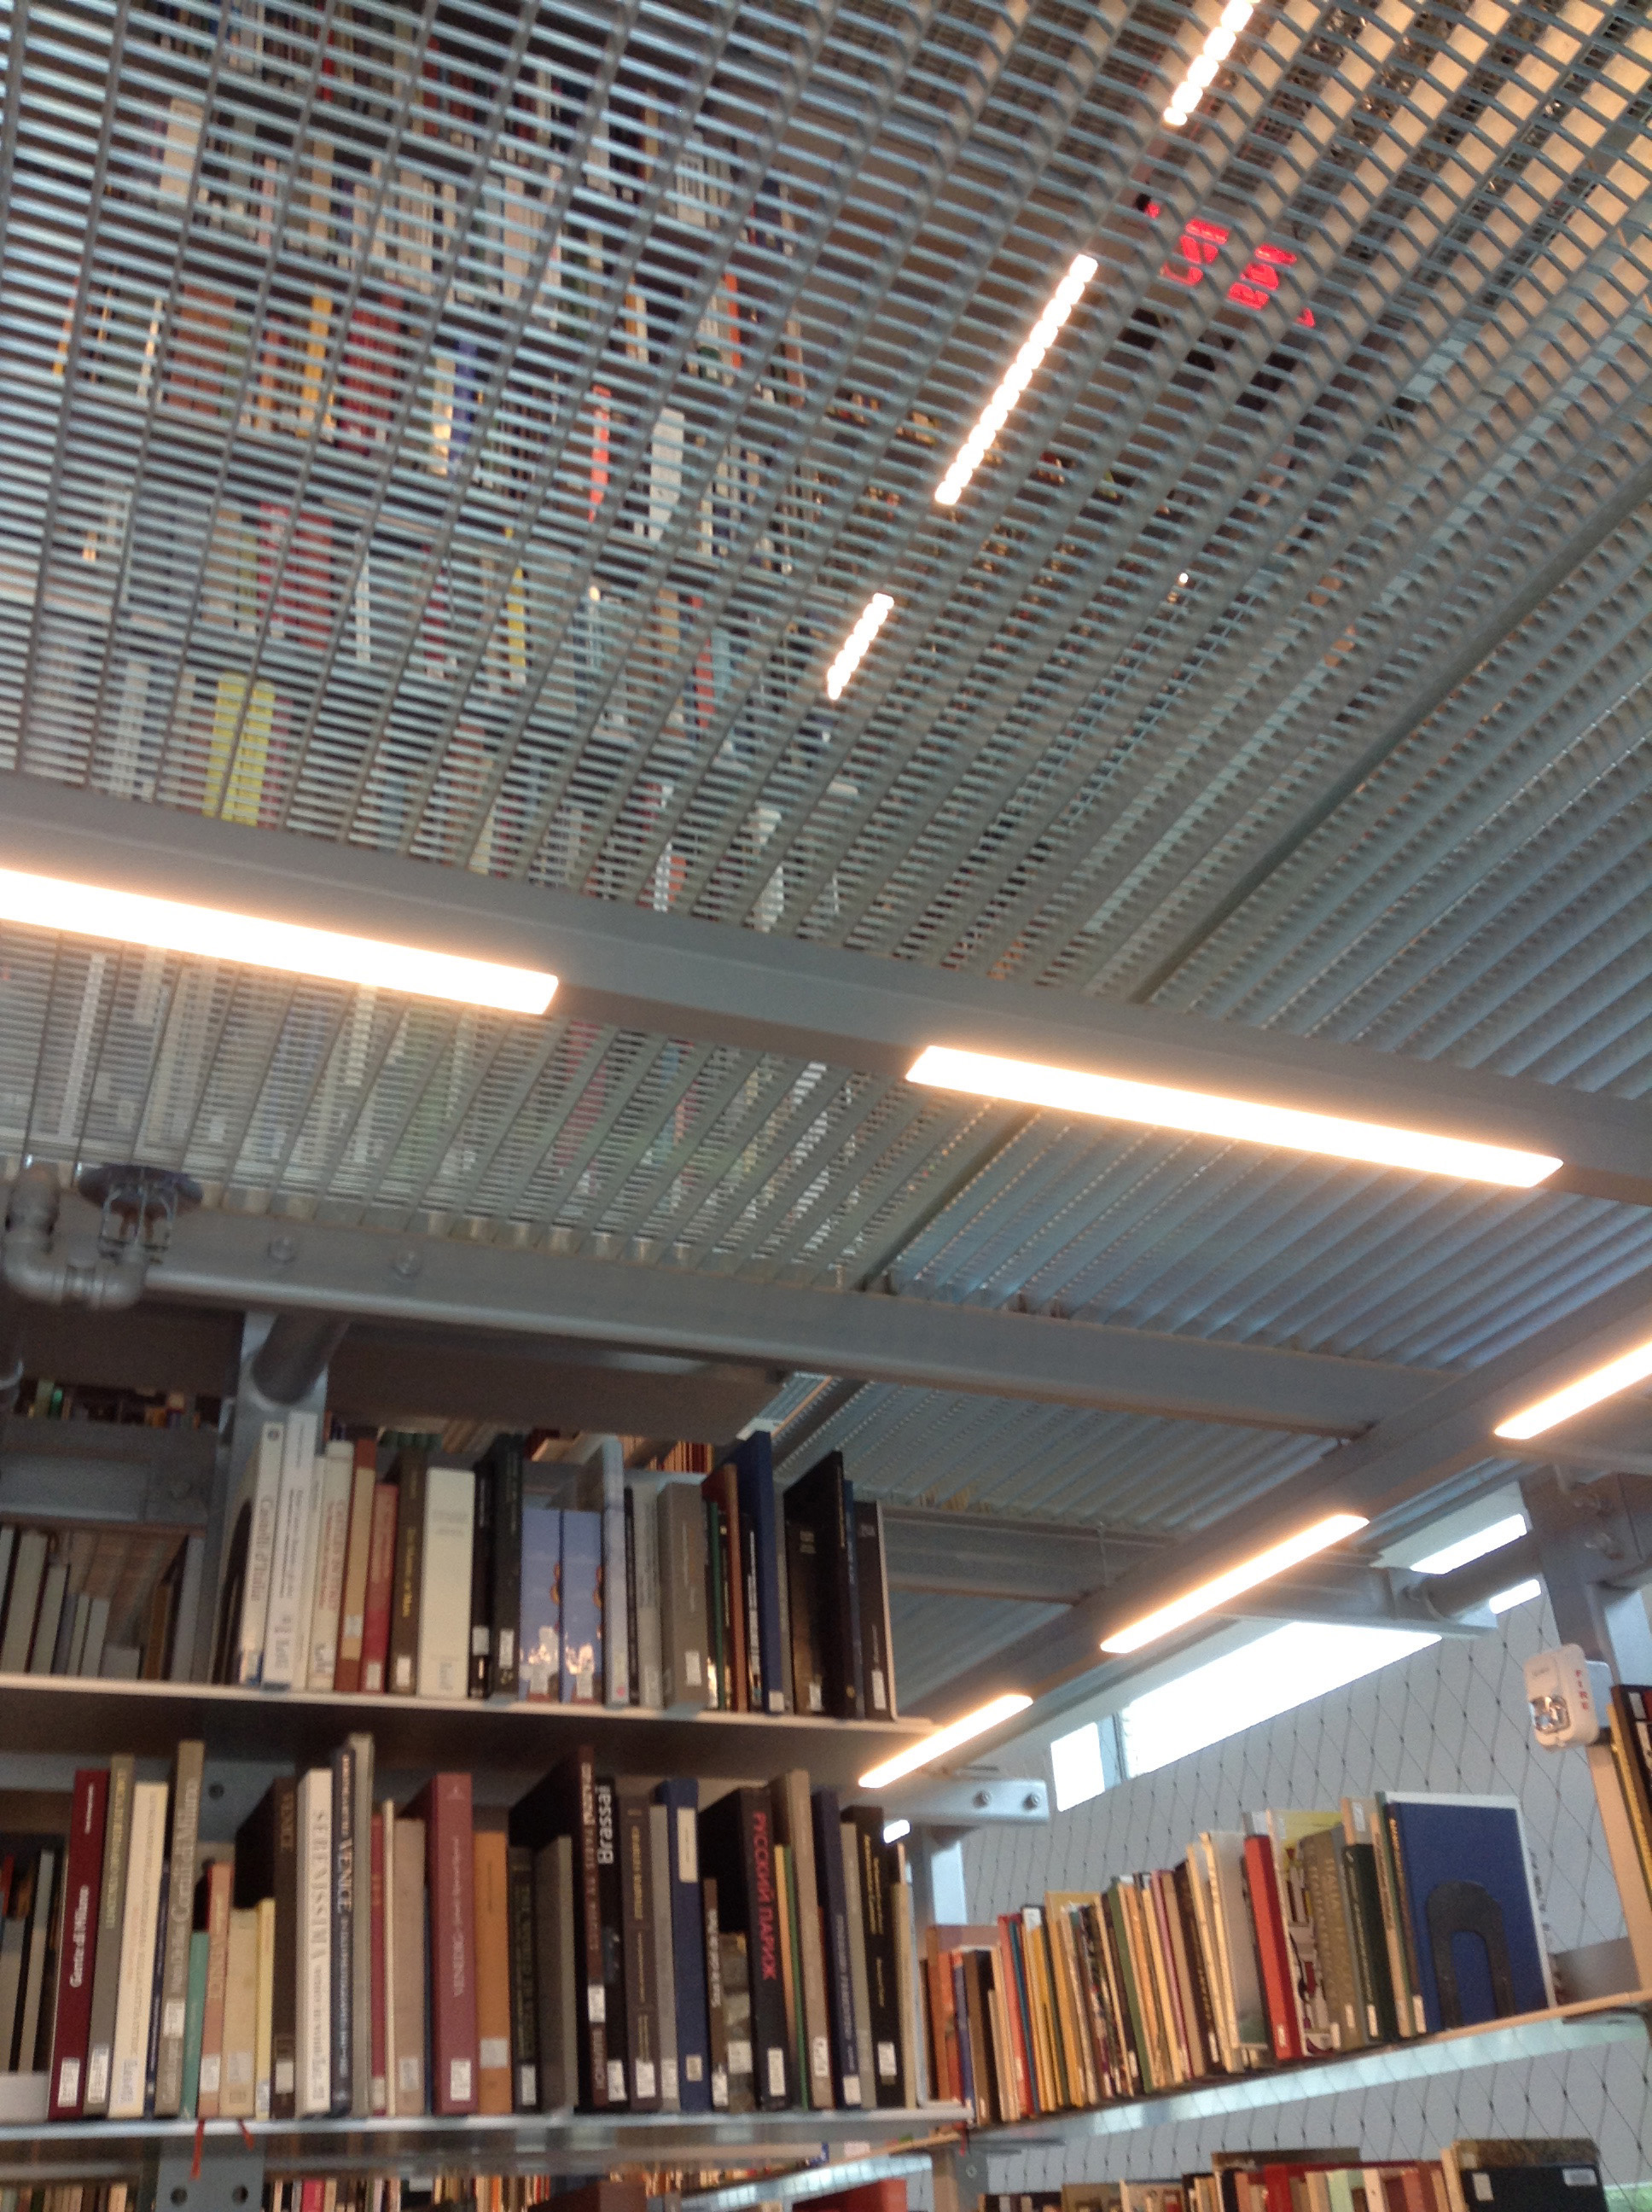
[{"left": 961, "top": 1592, "right": 1652, "bottom": 2187}]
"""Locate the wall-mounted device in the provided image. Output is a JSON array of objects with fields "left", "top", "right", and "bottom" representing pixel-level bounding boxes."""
[{"left": 1523, "top": 1643, "right": 1612, "bottom": 1749}]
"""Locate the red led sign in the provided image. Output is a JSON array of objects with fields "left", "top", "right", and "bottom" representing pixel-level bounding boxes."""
[{"left": 1146, "top": 206, "right": 1315, "bottom": 326}]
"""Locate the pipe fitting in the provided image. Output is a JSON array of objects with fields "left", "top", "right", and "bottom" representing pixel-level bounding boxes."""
[{"left": 2, "top": 1163, "right": 151, "bottom": 1312}]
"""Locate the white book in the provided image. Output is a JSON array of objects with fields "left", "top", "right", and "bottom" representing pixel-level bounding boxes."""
[
  {"left": 294, "top": 1769, "right": 332, "bottom": 2116},
  {"left": 305, "top": 1441, "right": 356, "bottom": 1690},
  {"left": 289, "top": 1447, "right": 327, "bottom": 1695},
  {"left": 168, "top": 1534, "right": 206, "bottom": 1684},
  {"left": 261, "top": 1412, "right": 321, "bottom": 1690},
  {"left": 416, "top": 1465, "right": 474, "bottom": 1700},
  {"left": 107, "top": 1783, "right": 170, "bottom": 2118},
  {"left": 78, "top": 1595, "right": 110, "bottom": 1679},
  {"left": 0, "top": 1529, "right": 48, "bottom": 1674},
  {"left": 631, "top": 1478, "right": 663, "bottom": 1709},
  {"left": 235, "top": 1420, "right": 287, "bottom": 1685}
]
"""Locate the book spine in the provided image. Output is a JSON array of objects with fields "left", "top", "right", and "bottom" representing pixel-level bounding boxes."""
[
  {"left": 601, "top": 1438, "right": 630, "bottom": 1707},
  {"left": 329, "top": 1745, "right": 355, "bottom": 2115},
  {"left": 473, "top": 1828, "right": 514, "bottom": 2114},
  {"left": 625, "top": 1484, "right": 640, "bottom": 1705},
  {"left": 333, "top": 1446, "right": 379, "bottom": 1695},
  {"left": 390, "top": 1815, "right": 426, "bottom": 2114},
  {"left": 154, "top": 1740, "right": 206, "bottom": 2115},
  {"left": 660, "top": 1779, "right": 710, "bottom": 2111},
  {"left": 196, "top": 1861, "right": 233, "bottom": 2119},
  {"left": 507, "top": 1844, "right": 538, "bottom": 2110},
  {"left": 417, "top": 1464, "right": 475, "bottom": 1700},
  {"left": 632, "top": 1478, "right": 662, "bottom": 1708},
  {"left": 702, "top": 1877, "right": 728, "bottom": 2110},
  {"left": 850, "top": 1812, "right": 901, "bottom": 2106},
  {"left": 561, "top": 1510, "right": 602, "bottom": 1704},
  {"left": 424, "top": 1773, "right": 480, "bottom": 2113},
  {"left": 594, "top": 1775, "right": 628, "bottom": 2103},
  {"left": 84, "top": 1755, "right": 135, "bottom": 2114},
  {"left": 649, "top": 1801, "right": 679, "bottom": 2110},
  {"left": 359, "top": 1482, "right": 400, "bottom": 1695},
  {"left": 181, "top": 1928, "right": 210, "bottom": 2116},
  {"left": 387, "top": 1456, "right": 427, "bottom": 1696},
  {"left": 235, "top": 1421, "right": 287, "bottom": 1685},
  {"left": 775, "top": 1772, "right": 831, "bottom": 2109},
  {"left": 108, "top": 1783, "right": 169, "bottom": 2118},
  {"left": 706, "top": 1499, "right": 727, "bottom": 1708},
  {"left": 262, "top": 1413, "right": 321, "bottom": 1689},
  {"left": 48, "top": 1767, "right": 108, "bottom": 2117},
  {"left": 294, "top": 1772, "right": 332, "bottom": 2116},
  {"left": 658, "top": 1481, "right": 710, "bottom": 1710},
  {"left": 855, "top": 1499, "right": 895, "bottom": 1720},
  {"left": 1242, "top": 1835, "right": 1300, "bottom": 2061},
  {"left": 811, "top": 1786, "right": 860, "bottom": 2105},
  {"left": 491, "top": 1441, "right": 522, "bottom": 1699},
  {"left": 842, "top": 1476, "right": 864, "bottom": 1724},
  {"left": 369, "top": 1815, "right": 387, "bottom": 2115},
  {"left": 306, "top": 1442, "right": 355, "bottom": 1691},
  {"left": 619, "top": 1788, "right": 659, "bottom": 2108},
  {"left": 253, "top": 1895, "right": 276, "bottom": 2117},
  {"left": 349, "top": 1733, "right": 374, "bottom": 2118},
  {"left": 469, "top": 1452, "right": 496, "bottom": 1699},
  {"left": 786, "top": 1518, "right": 823, "bottom": 1715},
  {"left": 218, "top": 1910, "right": 258, "bottom": 2119},
  {"left": 532, "top": 1835, "right": 575, "bottom": 2111}
]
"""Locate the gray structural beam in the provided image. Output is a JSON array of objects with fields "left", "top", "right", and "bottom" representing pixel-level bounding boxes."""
[
  {"left": 2, "top": 774, "right": 1648, "bottom": 1206},
  {"left": 917, "top": 1271, "right": 1652, "bottom": 1728},
  {"left": 94, "top": 1188, "right": 1440, "bottom": 1435}
]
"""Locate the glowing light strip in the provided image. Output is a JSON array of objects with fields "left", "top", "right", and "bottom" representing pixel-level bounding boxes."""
[
  {"left": 858, "top": 1692, "right": 1033, "bottom": 1789},
  {"left": 935, "top": 254, "right": 1098, "bottom": 507},
  {"left": 907, "top": 1045, "right": 1562, "bottom": 1189},
  {"left": 1493, "top": 1335, "right": 1652, "bottom": 1441},
  {"left": 1102, "top": 1513, "right": 1370, "bottom": 1655},
  {"left": 1163, "top": 0, "right": 1254, "bottom": 127},
  {"left": 0, "top": 866, "right": 558, "bottom": 1016},
  {"left": 824, "top": 592, "right": 895, "bottom": 700}
]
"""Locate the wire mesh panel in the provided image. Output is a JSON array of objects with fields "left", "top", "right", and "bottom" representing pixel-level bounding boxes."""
[{"left": 963, "top": 1593, "right": 1652, "bottom": 2186}]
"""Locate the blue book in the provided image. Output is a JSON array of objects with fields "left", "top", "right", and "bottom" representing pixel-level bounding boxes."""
[
  {"left": 560, "top": 1510, "right": 603, "bottom": 1704},
  {"left": 811, "top": 1785, "right": 862, "bottom": 2108},
  {"left": 1385, "top": 1792, "right": 1553, "bottom": 2030},
  {"left": 656, "top": 1779, "right": 712, "bottom": 2111},
  {"left": 519, "top": 1503, "right": 562, "bottom": 1700},
  {"left": 731, "top": 1434, "right": 786, "bottom": 1715}
]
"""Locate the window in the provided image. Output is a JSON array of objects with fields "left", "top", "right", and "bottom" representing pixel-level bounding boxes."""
[
  {"left": 1120, "top": 1621, "right": 1440, "bottom": 1778},
  {"left": 1050, "top": 1719, "right": 1108, "bottom": 1810},
  {"left": 1411, "top": 1511, "right": 1527, "bottom": 1576}
]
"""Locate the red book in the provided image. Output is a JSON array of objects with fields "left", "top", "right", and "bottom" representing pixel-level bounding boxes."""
[
  {"left": 358, "top": 1484, "right": 400, "bottom": 1696},
  {"left": 407, "top": 1773, "right": 478, "bottom": 2114},
  {"left": 48, "top": 1767, "right": 108, "bottom": 2117},
  {"left": 1242, "top": 1833, "right": 1301, "bottom": 2061},
  {"left": 369, "top": 1813, "right": 387, "bottom": 2114}
]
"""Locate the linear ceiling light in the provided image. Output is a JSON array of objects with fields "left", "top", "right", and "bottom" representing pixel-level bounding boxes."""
[
  {"left": 1101, "top": 1512, "right": 1370, "bottom": 1655},
  {"left": 1493, "top": 1336, "right": 1652, "bottom": 1441},
  {"left": 824, "top": 592, "right": 894, "bottom": 700},
  {"left": 858, "top": 1691, "right": 1032, "bottom": 1789},
  {"left": 907, "top": 1045, "right": 1562, "bottom": 1188},
  {"left": 935, "top": 254, "right": 1098, "bottom": 507},
  {"left": 0, "top": 865, "right": 558, "bottom": 1016},
  {"left": 1163, "top": 0, "right": 1254, "bottom": 128}
]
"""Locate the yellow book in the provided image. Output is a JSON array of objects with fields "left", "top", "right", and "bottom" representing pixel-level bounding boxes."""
[
  {"left": 1021, "top": 1906, "right": 1069, "bottom": 2109},
  {"left": 1046, "top": 1892, "right": 1107, "bottom": 2104},
  {"left": 253, "top": 1896, "right": 276, "bottom": 2119},
  {"left": 219, "top": 1908, "right": 259, "bottom": 2120},
  {"left": 1041, "top": 1894, "right": 1095, "bottom": 2104}
]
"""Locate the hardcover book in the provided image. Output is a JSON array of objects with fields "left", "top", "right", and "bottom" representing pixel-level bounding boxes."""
[
  {"left": 1383, "top": 1794, "right": 1553, "bottom": 2029},
  {"left": 407, "top": 1773, "right": 480, "bottom": 2113},
  {"left": 699, "top": 1787, "right": 789, "bottom": 2109}
]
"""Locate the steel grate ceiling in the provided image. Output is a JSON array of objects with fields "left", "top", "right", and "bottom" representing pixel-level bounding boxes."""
[{"left": 0, "top": 0, "right": 1649, "bottom": 1570}]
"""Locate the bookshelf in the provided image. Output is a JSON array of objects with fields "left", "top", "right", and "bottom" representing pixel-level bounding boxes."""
[
  {"left": 0, "top": 2107, "right": 963, "bottom": 2185},
  {"left": 0, "top": 1674, "right": 933, "bottom": 1786},
  {"left": 964, "top": 1988, "right": 1652, "bottom": 2149}
]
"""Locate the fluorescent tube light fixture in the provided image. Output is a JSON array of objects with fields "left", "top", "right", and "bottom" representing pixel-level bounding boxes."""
[
  {"left": 882, "top": 1819, "right": 911, "bottom": 1844},
  {"left": 0, "top": 865, "right": 558, "bottom": 1016},
  {"left": 1493, "top": 1336, "right": 1652, "bottom": 1440},
  {"left": 1164, "top": 0, "right": 1254, "bottom": 127},
  {"left": 935, "top": 254, "right": 1098, "bottom": 507},
  {"left": 1102, "top": 1512, "right": 1369, "bottom": 1654},
  {"left": 825, "top": 592, "right": 894, "bottom": 700},
  {"left": 907, "top": 1045, "right": 1562, "bottom": 1188},
  {"left": 858, "top": 1691, "right": 1032, "bottom": 1790}
]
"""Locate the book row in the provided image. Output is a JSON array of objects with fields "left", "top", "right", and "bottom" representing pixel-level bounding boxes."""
[
  {"left": 9, "top": 1379, "right": 221, "bottom": 1427},
  {"left": 993, "top": 2140, "right": 1608, "bottom": 2212},
  {"left": 0, "top": 1525, "right": 205, "bottom": 1686},
  {"left": 928, "top": 1791, "right": 1552, "bottom": 2121},
  {"left": 213, "top": 1423, "right": 897, "bottom": 1722},
  {"left": 31, "top": 1736, "right": 924, "bottom": 2126}
]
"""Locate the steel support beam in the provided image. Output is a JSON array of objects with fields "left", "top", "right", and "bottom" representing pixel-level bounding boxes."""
[
  {"left": 33, "top": 1186, "right": 1446, "bottom": 1435},
  {"left": 914, "top": 1272, "right": 1652, "bottom": 1731},
  {"left": 2, "top": 774, "right": 1648, "bottom": 1205}
]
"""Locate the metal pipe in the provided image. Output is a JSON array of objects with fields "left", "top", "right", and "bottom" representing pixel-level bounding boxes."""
[
  {"left": 250, "top": 1310, "right": 352, "bottom": 1407},
  {"left": 2, "top": 1164, "right": 149, "bottom": 1312},
  {"left": 1416, "top": 1528, "right": 1544, "bottom": 1621}
]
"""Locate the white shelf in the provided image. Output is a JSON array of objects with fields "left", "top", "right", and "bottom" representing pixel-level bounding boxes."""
[
  {"left": 0, "top": 2106, "right": 965, "bottom": 2183},
  {"left": 974, "top": 1992, "right": 1652, "bottom": 2146},
  {"left": 0, "top": 1674, "right": 931, "bottom": 1789}
]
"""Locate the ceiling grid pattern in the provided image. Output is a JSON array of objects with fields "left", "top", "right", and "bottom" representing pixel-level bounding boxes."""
[{"left": 0, "top": 0, "right": 1649, "bottom": 1555}]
